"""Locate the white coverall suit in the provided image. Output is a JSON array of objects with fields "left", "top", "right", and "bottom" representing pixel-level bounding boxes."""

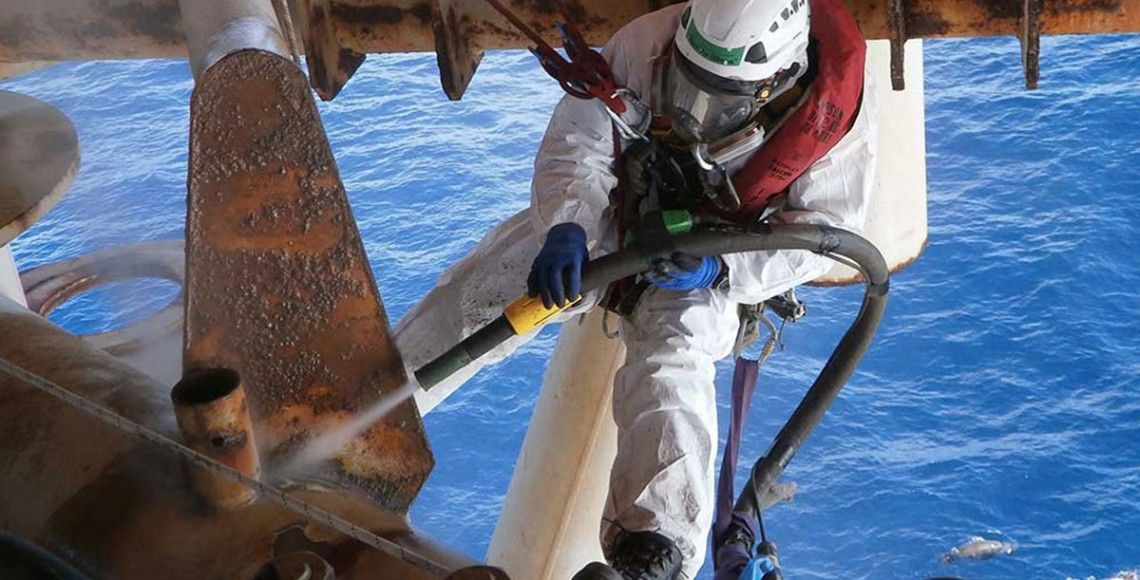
[{"left": 396, "top": 5, "right": 878, "bottom": 577}]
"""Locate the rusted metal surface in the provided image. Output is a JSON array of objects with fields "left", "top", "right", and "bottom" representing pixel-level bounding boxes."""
[
  {"left": 295, "top": 0, "right": 367, "bottom": 100},
  {"left": 328, "top": 0, "right": 1140, "bottom": 53},
  {"left": 0, "top": 91, "right": 78, "bottom": 247},
  {"left": 0, "top": 294, "right": 479, "bottom": 578},
  {"left": 0, "top": 0, "right": 1137, "bottom": 96},
  {"left": 172, "top": 368, "right": 262, "bottom": 511},
  {"left": 3, "top": 0, "right": 1139, "bottom": 64},
  {"left": 1020, "top": 0, "right": 1042, "bottom": 89},
  {"left": 887, "top": 0, "right": 907, "bottom": 90},
  {"left": 185, "top": 49, "right": 433, "bottom": 511},
  {"left": 433, "top": 0, "right": 484, "bottom": 99}
]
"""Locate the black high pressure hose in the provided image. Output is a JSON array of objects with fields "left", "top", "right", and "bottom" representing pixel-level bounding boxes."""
[{"left": 413, "top": 223, "right": 890, "bottom": 523}]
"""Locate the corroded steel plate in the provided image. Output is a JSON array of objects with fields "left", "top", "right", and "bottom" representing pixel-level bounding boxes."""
[{"left": 185, "top": 50, "right": 432, "bottom": 511}]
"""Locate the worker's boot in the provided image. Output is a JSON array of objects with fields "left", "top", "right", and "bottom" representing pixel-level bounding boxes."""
[{"left": 571, "top": 531, "right": 683, "bottom": 580}]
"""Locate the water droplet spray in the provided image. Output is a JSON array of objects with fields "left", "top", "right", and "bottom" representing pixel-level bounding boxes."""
[{"left": 281, "top": 378, "right": 421, "bottom": 476}]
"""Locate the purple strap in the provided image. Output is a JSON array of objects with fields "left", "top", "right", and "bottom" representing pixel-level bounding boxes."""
[
  {"left": 713, "top": 514, "right": 760, "bottom": 580},
  {"left": 712, "top": 356, "right": 760, "bottom": 569}
]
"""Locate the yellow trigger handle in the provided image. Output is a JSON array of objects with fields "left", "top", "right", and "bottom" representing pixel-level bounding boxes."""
[{"left": 503, "top": 294, "right": 581, "bottom": 335}]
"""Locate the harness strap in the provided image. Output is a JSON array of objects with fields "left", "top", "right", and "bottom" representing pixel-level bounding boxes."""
[
  {"left": 713, "top": 292, "right": 803, "bottom": 577},
  {"left": 714, "top": 356, "right": 761, "bottom": 552}
]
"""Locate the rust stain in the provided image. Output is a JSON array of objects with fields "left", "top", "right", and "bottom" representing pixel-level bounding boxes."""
[
  {"left": 1051, "top": 0, "right": 1122, "bottom": 13},
  {"left": 5, "top": 0, "right": 1140, "bottom": 63},
  {"left": 970, "top": 0, "right": 1121, "bottom": 21},
  {"left": 564, "top": 0, "right": 590, "bottom": 24},
  {"left": 33, "top": 438, "right": 437, "bottom": 577},
  {"left": 333, "top": 47, "right": 367, "bottom": 98},
  {"left": 304, "top": 1, "right": 365, "bottom": 100},
  {"left": 434, "top": 7, "right": 485, "bottom": 100},
  {"left": 308, "top": 4, "right": 334, "bottom": 94},
  {"left": 905, "top": 8, "right": 953, "bottom": 36}
]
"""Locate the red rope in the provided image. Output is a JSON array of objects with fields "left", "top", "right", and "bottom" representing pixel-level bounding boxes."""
[{"left": 482, "top": 0, "right": 627, "bottom": 114}]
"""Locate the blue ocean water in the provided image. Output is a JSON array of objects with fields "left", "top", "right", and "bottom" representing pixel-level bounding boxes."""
[{"left": 3, "top": 34, "right": 1139, "bottom": 579}]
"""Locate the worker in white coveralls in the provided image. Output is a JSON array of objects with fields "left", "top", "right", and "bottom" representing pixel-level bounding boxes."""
[{"left": 396, "top": 0, "right": 877, "bottom": 575}]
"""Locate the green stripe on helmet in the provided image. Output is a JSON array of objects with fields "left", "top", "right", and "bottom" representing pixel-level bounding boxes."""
[{"left": 685, "top": 23, "right": 745, "bottom": 66}]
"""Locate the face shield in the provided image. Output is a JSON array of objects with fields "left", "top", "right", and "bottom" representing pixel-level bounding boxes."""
[
  {"left": 662, "top": 46, "right": 804, "bottom": 144},
  {"left": 663, "top": 47, "right": 763, "bottom": 143}
]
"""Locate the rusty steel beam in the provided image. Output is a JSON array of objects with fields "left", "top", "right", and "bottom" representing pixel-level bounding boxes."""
[
  {"left": 887, "top": 0, "right": 907, "bottom": 90},
  {"left": 1020, "top": 0, "right": 1043, "bottom": 89},
  {"left": 2, "top": 0, "right": 1138, "bottom": 97},
  {"left": 322, "top": 0, "right": 1140, "bottom": 55},
  {"left": 3, "top": 0, "right": 1139, "bottom": 63},
  {"left": 184, "top": 48, "right": 434, "bottom": 512},
  {"left": 295, "top": 0, "right": 368, "bottom": 99}
]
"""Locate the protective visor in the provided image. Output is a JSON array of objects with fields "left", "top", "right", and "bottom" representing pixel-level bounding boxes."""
[{"left": 663, "top": 48, "right": 763, "bottom": 142}]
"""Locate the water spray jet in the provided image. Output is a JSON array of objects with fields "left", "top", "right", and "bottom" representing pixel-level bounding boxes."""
[{"left": 281, "top": 378, "right": 422, "bottom": 477}]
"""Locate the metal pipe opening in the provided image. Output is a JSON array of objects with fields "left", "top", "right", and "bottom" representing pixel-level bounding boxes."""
[{"left": 172, "top": 367, "right": 260, "bottom": 511}]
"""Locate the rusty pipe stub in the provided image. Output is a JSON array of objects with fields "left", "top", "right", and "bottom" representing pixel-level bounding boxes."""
[{"left": 171, "top": 368, "right": 261, "bottom": 511}]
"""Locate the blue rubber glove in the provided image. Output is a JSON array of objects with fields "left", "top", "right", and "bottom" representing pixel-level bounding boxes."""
[
  {"left": 646, "top": 252, "right": 722, "bottom": 290},
  {"left": 528, "top": 223, "right": 588, "bottom": 308}
]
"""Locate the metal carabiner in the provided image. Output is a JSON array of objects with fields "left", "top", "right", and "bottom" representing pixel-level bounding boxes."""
[{"left": 605, "top": 88, "right": 652, "bottom": 143}]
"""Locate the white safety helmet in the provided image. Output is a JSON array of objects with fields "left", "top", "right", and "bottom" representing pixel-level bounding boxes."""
[{"left": 664, "top": 0, "right": 811, "bottom": 141}]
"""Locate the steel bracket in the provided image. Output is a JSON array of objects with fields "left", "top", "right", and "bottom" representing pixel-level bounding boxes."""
[
  {"left": 887, "top": 0, "right": 907, "bottom": 91},
  {"left": 295, "top": 0, "right": 366, "bottom": 100},
  {"left": 1019, "top": 0, "right": 1042, "bottom": 89},
  {"left": 433, "top": 0, "right": 484, "bottom": 100}
]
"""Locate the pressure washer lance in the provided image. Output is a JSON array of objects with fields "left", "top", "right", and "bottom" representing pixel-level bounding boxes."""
[
  {"left": 415, "top": 223, "right": 889, "bottom": 393},
  {"left": 0, "top": 356, "right": 452, "bottom": 577}
]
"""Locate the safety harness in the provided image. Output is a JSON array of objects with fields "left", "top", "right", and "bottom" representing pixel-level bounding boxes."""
[{"left": 485, "top": 0, "right": 868, "bottom": 578}]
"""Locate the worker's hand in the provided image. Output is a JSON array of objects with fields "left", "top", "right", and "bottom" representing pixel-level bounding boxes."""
[
  {"left": 528, "top": 223, "right": 588, "bottom": 308},
  {"left": 646, "top": 252, "right": 723, "bottom": 291}
]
